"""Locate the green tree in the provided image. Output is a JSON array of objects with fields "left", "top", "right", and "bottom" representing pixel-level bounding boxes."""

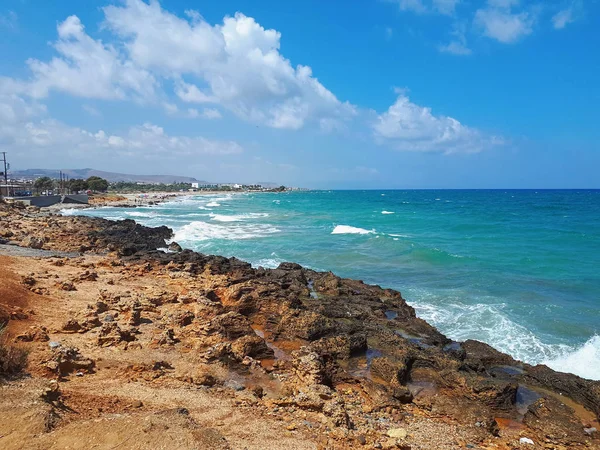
[
  {"left": 69, "top": 178, "right": 88, "bottom": 192},
  {"left": 34, "top": 177, "right": 54, "bottom": 194},
  {"left": 86, "top": 176, "right": 109, "bottom": 192}
]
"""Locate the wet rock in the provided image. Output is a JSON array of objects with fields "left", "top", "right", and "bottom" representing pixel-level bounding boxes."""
[
  {"left": 168, "top": 241, "right": 183, "bottom": 252},
  {"left": 87, "top": 218, "right": 172, "bottom": 256}
]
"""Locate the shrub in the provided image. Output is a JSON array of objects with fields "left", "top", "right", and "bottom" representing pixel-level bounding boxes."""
[{"left": 0, "top": 326, "right": 27, "bottom": 377}]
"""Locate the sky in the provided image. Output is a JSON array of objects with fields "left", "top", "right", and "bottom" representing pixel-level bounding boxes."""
[{"left": 0, "top": 0, "right": 598, "bottom": 188}]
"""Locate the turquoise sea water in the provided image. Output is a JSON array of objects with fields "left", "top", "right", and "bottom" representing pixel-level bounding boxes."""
[{"left": 63, "top": 190, "right": 600, "bottom": 380}]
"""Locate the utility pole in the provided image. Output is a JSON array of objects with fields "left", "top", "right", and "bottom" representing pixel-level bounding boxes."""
[{"left": 1, "top": 152, "right": 8, "bottom": 197}]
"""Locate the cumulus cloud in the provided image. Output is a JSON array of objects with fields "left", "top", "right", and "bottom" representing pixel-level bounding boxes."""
[
  {"left": 1, "top": 0, "right": 497, "bottom": 159},
  {"left": 22, "top": 16, "right": 157, "bottom": 100},
  {"left": 0, "top": 92, "right": 242, "bottom": 160},
  {"left": 552, "top": 1, "right": 581, "bottom": 30},
  {"left": 373, "top": 93, "right": 500, "bottom": 153},
  {"left": 102, "top": 0, "right": 356, "bottom": 130},
  {"left": 474, "top": 1, "right": 535, "bottom": 44}
]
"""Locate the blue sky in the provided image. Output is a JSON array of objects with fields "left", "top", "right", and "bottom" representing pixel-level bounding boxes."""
[{"left": 0, "top": 0, "right": 598, "bottom": 188}]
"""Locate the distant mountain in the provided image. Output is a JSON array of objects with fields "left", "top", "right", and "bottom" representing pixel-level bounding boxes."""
[{"left": 12, "top": 168, "right": 205, "bottom": 184}]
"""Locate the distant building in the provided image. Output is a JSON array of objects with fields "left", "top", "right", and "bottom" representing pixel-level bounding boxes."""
[{"left": 191, "top": 182, "right": 199, "bottom": 188}]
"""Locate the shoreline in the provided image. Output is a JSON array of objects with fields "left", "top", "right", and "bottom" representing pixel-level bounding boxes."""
[{"left": 0, "top": 200, "right": 598, "bottom": 449}]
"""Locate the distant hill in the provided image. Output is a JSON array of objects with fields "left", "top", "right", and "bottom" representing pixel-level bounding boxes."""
[{"left": 12, "top": 168, "right": 205, "bottom": 184}]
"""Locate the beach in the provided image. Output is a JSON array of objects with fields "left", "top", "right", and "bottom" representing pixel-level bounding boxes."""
[{"left": 0, "top": 198, "right": 599, "bottom": 449}]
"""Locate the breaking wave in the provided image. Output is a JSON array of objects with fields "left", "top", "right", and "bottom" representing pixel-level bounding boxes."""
[
  {"left": 409, "top": 292, "right": 600, "bottom": 380},
  {"left": 174, "top": 221, "right": 280, "bottom": 242},
  {"left": 331, "top": 225, "right": 375, "bottom": 235}
]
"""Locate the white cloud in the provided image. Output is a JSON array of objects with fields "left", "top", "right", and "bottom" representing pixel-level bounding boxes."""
[
  {"left": 0, "top": 92, "right": 242, "bottom": 160},
  {"left": 201, "top": 108, "right": 222, "bottom": 119},
  {"left": 439, "top": 41, "right": 472, "bottom": 55},
  {"left": 22, "top": 15, "right": 157, "bottom": 100},
  {"left": 433, "top": 0, "right": 460, "bottom": 15},
  {"left": 0, "top": 10, "right": 18, "bottom": 30},
  {"left": 552, "top": 2, "right": 581, "bottom": 30},
  {"left": 82, "top": 104, "right": 102, "bottom": 117},
  {"left": 439, "top": 23, "right": 472, "bottom": 55},
  {"left": 474, "top": 1, "right": 535, "bottom": 44},
  {"left": 373, "top": 93, "right": 500, "bottom": 153},
  {"left": 388, "top": 0, "right": 460, "bottom": 15},
  {"left": 102, "top": 1, "right": 356, "bottom": 130}
]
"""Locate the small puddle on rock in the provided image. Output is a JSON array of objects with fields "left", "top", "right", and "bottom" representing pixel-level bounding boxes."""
[
  {"left": 494, "top": 417, "right": 526, "bottom": 431},
  {"left": 407, "top": 381, "right": 437, "bottom": 398},
  {"left": 307, "top": 280, "right": 319, "bottom": 299},
  {"left": 251, "top": 325, "right": 302, "bottom": 369},
  {"left": 443, "top": 342, "right": 462, "bottom": 352},
  {"left": 490, "top": 365, "right": 525, "bottom": 377},
  {"left": 395, "top": 329, "right": 432, "bottom": 349},
  {"left": 535, "top": 387, "right": 600, "bottom": 428},
  {"left": 384, "top": 310, "right": 398, "bottom": 320},
  {"left": 516, "top": 385, "right": 542, "bottom": 417},
  {"left": 344, "top": 348, "right": 383, "bottom": 379}
]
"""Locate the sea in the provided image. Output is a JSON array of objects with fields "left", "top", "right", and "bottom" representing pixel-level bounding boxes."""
[{"left": 62, "top": 190, "right": 600, "bottom": 380}]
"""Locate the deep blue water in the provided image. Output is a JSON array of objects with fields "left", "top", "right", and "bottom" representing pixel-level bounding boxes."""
[{"left": 63, "top": 190, "right": 600, "bottom": 379}]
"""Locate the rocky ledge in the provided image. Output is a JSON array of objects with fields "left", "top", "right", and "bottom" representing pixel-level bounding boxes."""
[{"left": 0, "top": 200, "right": 598, "bottom": 449}]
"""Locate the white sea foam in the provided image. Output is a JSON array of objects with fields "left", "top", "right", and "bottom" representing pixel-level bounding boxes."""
[
  {"left": 209, "top": 213, "right": 269, "bottom": 222},
  {"left": 381, "top": 211, "right": 395, "bottom": 215},
  {"left": 542, "top": 336, "right": 600, "bottom": 380},
  {"left": 125, "top": 211, "right": 158, "bottom": 218},
  {"left": 252, "top": 258, "right": 283, "bottom": 269},
  {"left": 174, "top": 221, "right": 280, "bottom": 242},
  {"left": 331, "top": 225, "right": 375, "bottom": 235},
  {"left": 206, "top": 201, "right": 220, "bottom": 207},
  {"left": 408, "top": 292, "right": 600, "bottom": 380}
]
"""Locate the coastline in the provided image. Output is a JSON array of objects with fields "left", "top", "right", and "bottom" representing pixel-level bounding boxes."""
[{"left": 0, "top": 200, "right": 598, "bottom": 449}]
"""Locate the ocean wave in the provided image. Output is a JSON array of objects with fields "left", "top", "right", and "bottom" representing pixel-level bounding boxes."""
[
  {"left": 209, "top": 213, "right": 269, "bottom": 222},
  {"left": 409, "top": 294, "right": 600, "bottom": 380},
  {"left": 125, "top": 211, "right": 158, "bottom": 218},
  {"left": 382, "top": 211, "right": 395, "bottom": 215},
  {"left": 332, "top": 225, "right": 375, "bottom": 235},
  {"left": 252, "top": 258, "right": 283, "bottom": 269},
  {"left": 174, "top": 221, "right": 280, "bottom": 242},
  {"left": 542, "top": 336, "right": 600, "bottom": 380},
  {"left": 205, "top": 201, "right": 220, "bottom": 207}
]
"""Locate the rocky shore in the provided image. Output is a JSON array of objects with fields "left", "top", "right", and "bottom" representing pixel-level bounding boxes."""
[{"left": 0, "top": 201, "right": 598, "bottom": 449}]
